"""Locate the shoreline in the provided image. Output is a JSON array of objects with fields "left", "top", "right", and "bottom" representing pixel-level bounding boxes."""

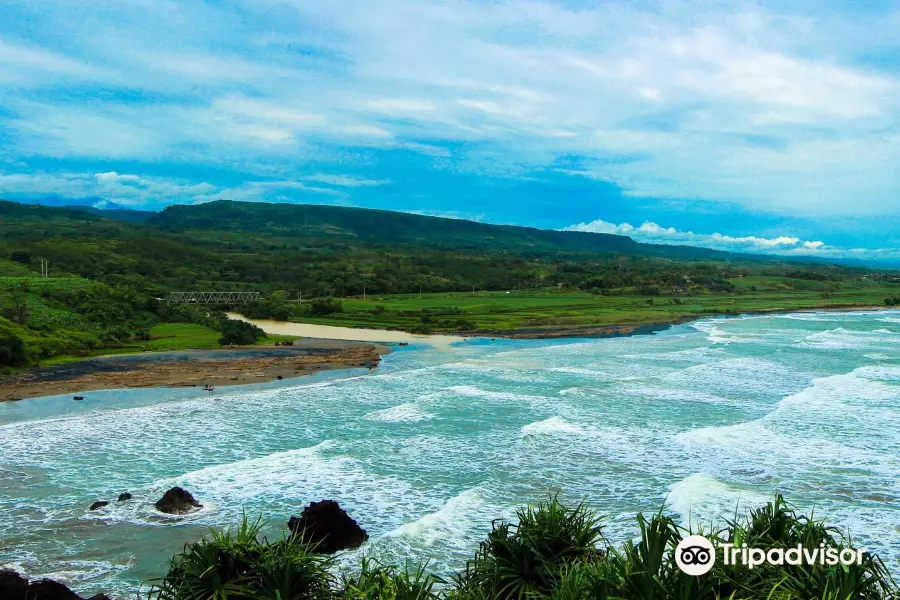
[
  {"left": 0, "top": 339, "right": 390, "bottom": 402},
  {"left": 2, "top": 304, "right": 893, "bottom": 402},
  {"left": 470, "top": 303, "right": 892, "bottom": 339}
]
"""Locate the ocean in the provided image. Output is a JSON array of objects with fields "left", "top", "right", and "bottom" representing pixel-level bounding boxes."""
[{"left": 1, "top": 310, "right": 898, "bottom": 597}]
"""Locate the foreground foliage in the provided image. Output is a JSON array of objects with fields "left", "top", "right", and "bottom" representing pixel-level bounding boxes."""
[{"left": 148, "top": 495, "right": 897, "bottom": 600}]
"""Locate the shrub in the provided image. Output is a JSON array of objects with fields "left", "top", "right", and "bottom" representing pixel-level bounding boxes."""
[
  {"left": 147, "top": 516, "right": 334, "bottom": 600},
  {"left": 0, "top": 335, "right": 27, "bottom": 367},
  {"left": 309, "top": 298, "right": 343, "bottom": 316},
  {"left": 151, "top": 495, "right": 898, "bottom": 600},
  {"left": 218, "top": 319, "right": 265, "bottom": 346},
  {"left": 450, "top": 497, "right": 605, "bottom": 599},
  {"left": 271, "top": 304, "right": 292, "bottom": 321},
  {"left": 340, "top": 559, "right": 441, "bottom": 600},
  {"left": 8, "top": 250, "right": 30, "bottom": 264}
]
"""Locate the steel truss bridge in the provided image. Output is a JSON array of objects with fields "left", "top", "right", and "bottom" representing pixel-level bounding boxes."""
[{"left": 167, "top": 291, "right": 262, "bottom": 304}]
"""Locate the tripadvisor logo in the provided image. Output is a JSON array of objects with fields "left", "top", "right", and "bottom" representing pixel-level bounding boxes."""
[
  {"left": 675, "top": 535, "right": 866, "bottom": 576},
  {"left": 676, "top": 535, "right": 716, "bottom": 576}
]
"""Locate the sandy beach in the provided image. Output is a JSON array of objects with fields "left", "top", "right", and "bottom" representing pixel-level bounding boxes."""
[
  {"left": 226, "top": 313, "right": 464, "bottom": 349},
  {"left": 0, "top": 339, "right": 389, "bottom": 401}
]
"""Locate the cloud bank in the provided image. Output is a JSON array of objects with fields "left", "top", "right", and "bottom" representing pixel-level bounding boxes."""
[
  {"left": 0, "top": 0, "right": 898, "bottom": 256},
  {"left": 564, "top": 218, "right": 900, "bottom": 261}
]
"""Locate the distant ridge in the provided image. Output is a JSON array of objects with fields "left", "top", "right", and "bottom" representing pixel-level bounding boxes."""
[
  {"left": 64, "top": 204, "right": 155, "bottom": 223},
  {"left": 1, "top": 197, "right": 890, "bottom": 267},
  {"left": 148, "top": 200, "right": 741, "bottom": 261}
]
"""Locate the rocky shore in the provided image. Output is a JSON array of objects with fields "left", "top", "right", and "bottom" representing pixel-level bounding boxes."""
[{"left": 0, "top": 339, "right": 389, "bottom": 401}]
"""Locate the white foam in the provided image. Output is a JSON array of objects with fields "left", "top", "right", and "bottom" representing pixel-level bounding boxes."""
[
  {"left": 623, "top": 346, "right": 724, "bottom": 363},
  {"left": 666, "top": 357, "right": 809, "bottom": 398},
  {"left": 521, "top": 416, "right": 586, "bottom": 436},
  {"left": 797, "top": 327, "right": 897, "bottom": 351},
  {"left": 387, "top": 488, "right": 488, "bottom": 546},
  {"left": 364, "top": 403, "right": 434, "bottom": 423},
  {"left": 448, "top": 385, "right": 558, "bottom": 410},
  {"left": 691, "top": 319, "right": 759, "bottom": 344},
  {"left": 677, "top": 366, "right": 900, "bottom": 482},
  {"left": 667, "top": 474, "right": 768, "bottom": 527},
  {"left": 778, "top": 313, "right": 837, "bottom": 322}
]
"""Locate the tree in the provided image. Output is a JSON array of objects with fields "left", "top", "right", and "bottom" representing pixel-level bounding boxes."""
[
  {"left": 9, "top": 251, "right": 31, "bottom": 264},
  {"left": 218, "top": 319, "right": 265, "bottom": 346},
  {"left": 309, "top": 298, "right": 342, "bottom": 316},
  {"left": 7, "top": 282, "right": 30, "bottom": 324},
  {"left": 0, "top": 336, "right": 27, "bottom": 367}
]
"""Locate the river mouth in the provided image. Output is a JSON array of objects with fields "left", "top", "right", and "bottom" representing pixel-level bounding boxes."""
[{"left": 2, "top": 310, "right": 899, "bottom": 598}]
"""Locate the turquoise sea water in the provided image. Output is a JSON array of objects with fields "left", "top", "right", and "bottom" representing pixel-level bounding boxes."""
[{"left": 1, "top": 311, "right": 899, "bottom": 597}]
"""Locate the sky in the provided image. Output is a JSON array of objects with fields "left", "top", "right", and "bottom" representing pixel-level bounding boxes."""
[{"left": 1, "top": 0, "right": 899, "bottom": 262}]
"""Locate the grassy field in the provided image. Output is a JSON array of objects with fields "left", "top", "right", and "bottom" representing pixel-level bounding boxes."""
[
  {"left": 289, "top": 277, "right": 900, "bottom": 334},
  {"left": 0, "top": 259, "right": 36, "bottom": 277}
]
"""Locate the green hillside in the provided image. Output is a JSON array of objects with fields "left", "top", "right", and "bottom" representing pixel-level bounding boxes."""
[
  {"left": 148, "top": 199, "right": 731, "bottom": 260},
  {"left": 0, "top": 198, "right": 898, "bottom": 370}
]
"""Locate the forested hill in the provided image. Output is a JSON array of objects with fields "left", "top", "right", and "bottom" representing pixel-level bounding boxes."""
[
  {"left": 0, "top": 198, "right": 885, "bottom": 299},
  {"left": 147, "top": 200, "right": 732, "bottom": 260},
  {"left": 2, "top": 198, "right": 898, "bottom": 369}
]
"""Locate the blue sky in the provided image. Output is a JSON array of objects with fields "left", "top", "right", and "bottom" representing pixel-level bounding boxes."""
[{"left": 1, "top": 0, "right": 899, "bottom": 262}]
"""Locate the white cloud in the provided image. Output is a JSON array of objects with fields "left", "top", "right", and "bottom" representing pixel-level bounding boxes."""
[
  {"left": 1, "top": 0, "right": 900, "bottom": 221},
  {"left": 0, "top": 37, "right": 102, "bottom": 82},
  {"left": 563, "top": 217, "right": 899, "bottom": 260},
  {"left": 212, "top": 96, "right": 325, "bottom": 127},
  {"left": 0, "top": 171, "right": 347, "bottom": 206},
  {"left": 95, "top": 171, "right": 145, "bottom": 184},
  {"left": 364, "top": 98, "right": 436, "bottom": 113}
]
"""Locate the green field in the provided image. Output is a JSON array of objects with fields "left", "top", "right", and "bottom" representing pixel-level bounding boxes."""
[{"left": 287, "top": 277, "right": 900, "bottom": 334}]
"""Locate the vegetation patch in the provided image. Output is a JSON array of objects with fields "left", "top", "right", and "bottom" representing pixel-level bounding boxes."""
[{"left": 146, "top": 495, "right": 896, "bottom": 600}]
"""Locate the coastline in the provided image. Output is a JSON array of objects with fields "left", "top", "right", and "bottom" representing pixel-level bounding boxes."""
[
  {"left": 0, "top": 339, "right": 389, "bottom": 402},
  {"left": 470, "top": 303, "right": 892, "bottom": 339},
  {"left": 2, "top": 304, "right": 892, "bottom": 402}
]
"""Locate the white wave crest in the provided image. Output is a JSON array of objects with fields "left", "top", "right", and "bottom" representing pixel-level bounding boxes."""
[{"left": 364, "top": 403, "right": 434, "bottom": 423}]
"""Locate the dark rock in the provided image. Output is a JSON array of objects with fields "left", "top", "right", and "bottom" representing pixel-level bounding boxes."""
[
  {"left": 26, "top": 578, "right": 83, "bottom": 600},
  {"left": 155, "top": 486, "right": 202, "bottom": 514},
  {"left": 88, "top": 501, "right": 109, "bottom": 511},
  {"left": 287, "top": 499, "right": 368, "bottom": 553},
  {"left": 117, "top": 492, "right": 132, "bottom": 502},
  {"left": 1, "top": 570, "right": 109, "bottom": 600},
  {"left": 276, "top": 375, "right": 283, "bottom": 380},
  {"left": 0, "top": 569, "right": 26, "bottom": 600}
]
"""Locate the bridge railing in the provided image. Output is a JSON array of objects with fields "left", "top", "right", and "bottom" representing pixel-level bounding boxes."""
[{"left": 167, "top": 291, "right": 262, "bottom": 304}]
